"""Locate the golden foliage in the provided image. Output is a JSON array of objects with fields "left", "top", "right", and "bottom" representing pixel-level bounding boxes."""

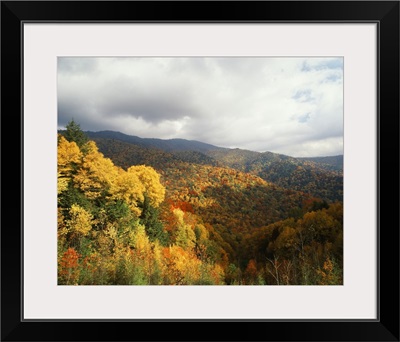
[
  {"left": 109, "top": 168, "right": 145, "bottom": 215},
  {"left": 58, "top": 135, "right": 82, "bottom": 194},
  {"left": 74, "top": 141, "right": 118, "bottom": 199},
  {"left": 162, "top": 245, "right": 201, "bottom": 284},
  {"left": 128, "top": 165, "right": 166, "bottom": 207},
  {"left": 67, "top": 204, "right": 93, "bottom": 237},
  {"left": 173, "top": 208, "right": 196, "bottom": 250},
  {"left": 57, "top": 135, "right": 82, "bottom": 174},
  {"left": 57, "top": 172, "right": 69, "bottom": 194}
]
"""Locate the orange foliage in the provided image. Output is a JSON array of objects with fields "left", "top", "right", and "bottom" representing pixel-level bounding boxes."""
[
  {"left": 59, "top": 248, "right": 80, "bottom": 285},
  {"left": 244, "top": 259, "right": 258, "bottom": 283}
]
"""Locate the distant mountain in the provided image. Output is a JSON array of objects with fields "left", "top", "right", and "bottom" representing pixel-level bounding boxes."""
[
  {"left": 58, "top": 129, "right": 343, "bottom": 202},
  {"left": 205, "top": 149, "right": 343, "bottom": 202},
  {"left": 84, "top": 130, "right": 227, "bottom": 153},
  {"left": 298, "top": 155, "right": 343, "bottom": 171}
]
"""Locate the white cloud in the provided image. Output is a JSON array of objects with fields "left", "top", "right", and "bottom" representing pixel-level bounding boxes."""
[{"left": 58, "top": 57, "right": 343, "bottom": 157}]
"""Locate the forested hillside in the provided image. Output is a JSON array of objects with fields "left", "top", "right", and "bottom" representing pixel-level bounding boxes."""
[
  {"left": 298, "top": 155, "right": 343, "bottom": 171},
  {"left": 206, "top": 149, "right": 343, "bottom": 202},
  {"left": 58, "top": 121, "right": 343, "bottom": 285},
  {"left": 84, "top": 132, "right": 343, "bottom": 203}
]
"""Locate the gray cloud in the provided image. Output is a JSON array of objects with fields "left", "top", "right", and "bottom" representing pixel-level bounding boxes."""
[
  {"left": 95, "top": 77, "right": 200, "bottom": 123},
  {"left": 58, "top": 57, "right": 343, "bottom": 157}
]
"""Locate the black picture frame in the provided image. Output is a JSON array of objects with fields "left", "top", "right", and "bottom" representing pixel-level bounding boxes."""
[{"left": 1, "top": 1, "right": 399, "bottom": 341}]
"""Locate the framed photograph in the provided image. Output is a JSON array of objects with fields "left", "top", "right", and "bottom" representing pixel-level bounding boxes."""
[{"left": 2, "top": 1, "right": 399, "bottom": 341}]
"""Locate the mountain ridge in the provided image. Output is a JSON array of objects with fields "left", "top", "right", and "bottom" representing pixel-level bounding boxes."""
[
  {"left": 81, "top": 129, "right": 343, "bottom": 160},
  {"left": 80, "top": 130, "right": 343, "bottom": 174},
  {"left": 57, "top": 129, "right": 344, "bottom": 203},
  {"left": 83, "top": 130, "right": 228, "bottom": 153}
]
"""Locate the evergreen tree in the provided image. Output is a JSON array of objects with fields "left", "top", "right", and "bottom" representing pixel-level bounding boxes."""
[
  {"left": 139, "top": 195, "right": 169, "bottom": 245},
  {"left": 64, "top": 119, "right": 88, "bottom": 148}
]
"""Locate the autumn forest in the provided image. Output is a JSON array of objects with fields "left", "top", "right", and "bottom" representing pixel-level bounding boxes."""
[{"left": 58, "top": 120, "right": 343, "bottom": 286}]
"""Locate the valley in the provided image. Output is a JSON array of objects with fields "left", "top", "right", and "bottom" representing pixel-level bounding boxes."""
[{"left": 57, "top": 123, "right": 343, "bottom": 285}]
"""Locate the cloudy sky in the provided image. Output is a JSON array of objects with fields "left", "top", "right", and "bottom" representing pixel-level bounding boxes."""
[{"left": 58, "top": 57, "right": 343, "bottom": 157}]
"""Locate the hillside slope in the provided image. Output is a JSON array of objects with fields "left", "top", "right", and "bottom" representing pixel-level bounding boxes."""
[{"left": 59, "top": 129, "right": 343, "bottom": 202}]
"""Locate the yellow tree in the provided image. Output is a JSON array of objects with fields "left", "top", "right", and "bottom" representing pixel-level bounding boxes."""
[
  {"left": 66, "top": 204, "right": 93, "bottom": 238},
  {"left": 173, "top": 208, "right": 196, "bottom": 250},
  {"left": 127, "top": 165, "right": 165, "bottom": 207},
  {"left": 57, "top": 135, "right": 82, "bottom": 194},
  {"left": 57, "top": 172, "right": 69, "bottom": 194},
  {"left": 73, "top": 141, "right": 118, "bottom": 199},
  {"left": 109, "top": 168, "right": 145, "bottom": 216},
  {"left": 162, "top": 245, "right": 201, "bottom": 285},
  {"left": 109, "top": 165, "right": 165, "bottom": 217},
  {"left": 126, "top": 224, "right": 154, "bottom": 284}
]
